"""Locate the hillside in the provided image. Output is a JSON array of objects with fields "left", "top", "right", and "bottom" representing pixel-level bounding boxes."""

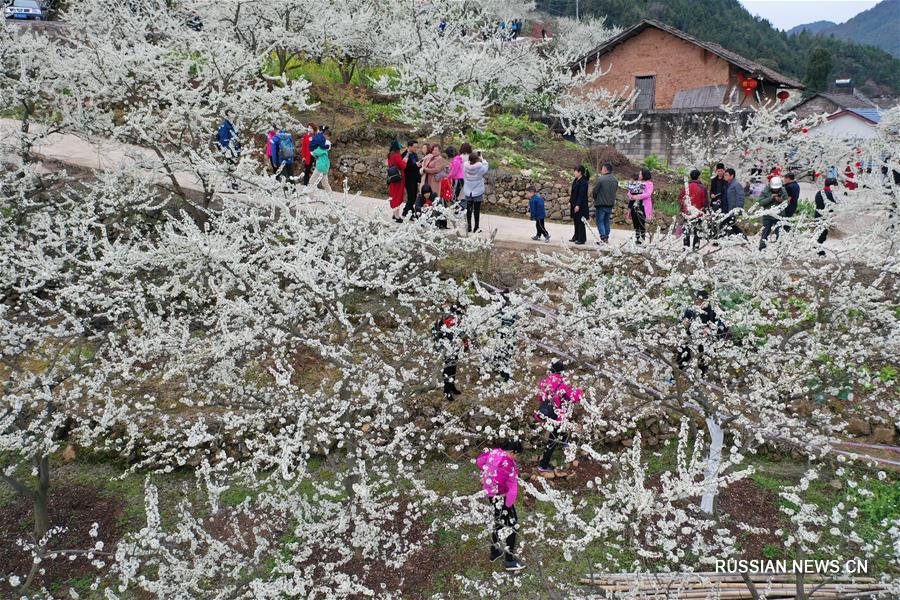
[
  {"left": 789, "top": 0, "right": 900, "bottom": 58},
  {"left": 786, "top": 20, "right": 837, "bottom": 36},
  {"left": 536, "top": 0, "right": 900, "bottom": 94}
]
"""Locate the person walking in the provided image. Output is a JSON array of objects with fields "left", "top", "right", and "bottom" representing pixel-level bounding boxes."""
[
  {"left": 300, "top": 123, "right": 315, "bottom": 185},
  {"left": 271, "top": 128, "right": 296, "bottom": 184},
  {"left": 463, "top": 152, "right": 489, "bottom": 233},
  {"left": 265, "top": 125, "right": 277, "bottom": 173},
  {"left": 307, "top": 132, "right": 332, "bottom": 198},
  {"left": 422, "top": 144, "right": 447, "bottom": 193},
  {"left": 591, "top": 162, "right": 617, "bottom": 244},
  {"left": 626, "top": 168, "right": 653, "bottom": 245},
  {"left": 814, "top": 177, "right": 837, "bottom": 255},
  {"left": 387, "top": 140, "right": 407, "bottom": 222},
  {"left": 679, "top": 169, "right": 707, "bottom": 250},
  {"left": 757, "top": 176, "right": 788, "bottom": 250},
  {"left": 402, "top": 141, "right": 421, "bottom": 219},
  {"left": 433, "top": 304, "right": 468, "bottom": 400},
  {"left": 721, "top": 168, "right": 747, "bottom": 240},
  {"left": 781, "top": 172, "right": 801, "bottom": 234},
  {"left": 528, "top": 185, "right": 550, "bottom": 242},
  {"left": 676, "top": 290, "right": 730, "bottom": 376},
  {"left": 534, "top": 361, "right": 583, "bottom": 473},
  {"left": 569, "top": 165, "right": 589, "bottom": 245},
  {"left": 476, "top": 441, "right": 526, "bottom": 572}
]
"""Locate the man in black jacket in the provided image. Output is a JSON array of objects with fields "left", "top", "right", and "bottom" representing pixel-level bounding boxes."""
[
  {"left": 709, "top": 163, "right": 727, "bottom": 237},
  {"left": 814, "top": 177, "right": 837, "bottom": 255},
  {"left": 569, "top": 165, "right": 589, "bottom": 245},
  {"left": 402, "top": 140, "right": 420, "bottom": 218},
  {"left": 781, "top": 172, "right": 801, "bottom": 232}
]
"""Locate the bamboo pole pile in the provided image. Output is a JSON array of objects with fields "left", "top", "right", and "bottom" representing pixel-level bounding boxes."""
[{"left": 578, "top": 572, "right": 886, "bottom": 599}]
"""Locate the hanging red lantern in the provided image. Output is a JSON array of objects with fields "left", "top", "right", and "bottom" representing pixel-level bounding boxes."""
[
  {"left": 777, "top": 90, "right": 790, "bottom": 103},
  {"left": 802, "top": 128, "right": 809, "bottom": 134},
  {"left": 740, "top": 78, "right": 758, "bottom": 96}
]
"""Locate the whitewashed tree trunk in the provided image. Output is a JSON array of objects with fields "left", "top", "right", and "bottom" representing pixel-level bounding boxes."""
[{"left": 700, "top": 417, "right": 724, "bottom": 514}]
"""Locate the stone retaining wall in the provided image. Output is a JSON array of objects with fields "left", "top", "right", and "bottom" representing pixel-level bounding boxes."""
[{"left": 336, "top": 154, "right": 640, "bottom": 225}]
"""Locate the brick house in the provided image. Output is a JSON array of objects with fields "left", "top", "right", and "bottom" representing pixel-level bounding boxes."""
[
  {"left": 567, "top": 20, "right": 804, "bottom": 163},
  {"left": 573, "top": 19, "right": 804, "bottom": 110}
]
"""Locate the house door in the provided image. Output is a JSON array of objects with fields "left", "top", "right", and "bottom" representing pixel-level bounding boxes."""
[{"left": 634, "top": 76, "right": 656, "bottom": 110}]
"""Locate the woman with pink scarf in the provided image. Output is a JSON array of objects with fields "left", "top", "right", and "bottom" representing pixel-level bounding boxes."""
[
  {"left": 476, "top": 440, "right": 526, "bottom": 572},
  {"left": 534, "top": 361, "right": 582, "bottom": 473},
  {"left": 626, "top": 168, "right": 654, "bottom": 245}
]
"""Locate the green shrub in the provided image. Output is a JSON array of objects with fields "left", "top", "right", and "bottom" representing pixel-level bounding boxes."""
[
  {"left": 643, "top": 154, "right": 663, "bottom": 171},
  {"left": 490, "top": 113, "right": 549, "bottom": 138},
  {"left": 467, "top": 130, "right": 502, "bottom": 149}
]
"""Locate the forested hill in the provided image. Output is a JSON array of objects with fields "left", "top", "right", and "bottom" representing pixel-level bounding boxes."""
[
  {"left": 790, "top": 0, "right": 900, "bottom": 59},
  {"left": 536, "top": 0, "right": 900, "bottom": 94}
]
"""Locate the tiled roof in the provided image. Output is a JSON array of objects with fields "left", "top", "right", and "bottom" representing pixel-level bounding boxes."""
[
  {"left": 846, "top": 108, "right": 882, "bottom": 124},
  {"left": 572, "top": 19, "right": 805, "bottom": 89}
]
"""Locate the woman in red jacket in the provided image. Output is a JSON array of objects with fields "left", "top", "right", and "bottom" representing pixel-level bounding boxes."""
[
  {"left": 387, "top": 140, "right": 407, "bottom": 222},
  {"left": 300, "top": 123, "right": 315, "bottom": 185}
]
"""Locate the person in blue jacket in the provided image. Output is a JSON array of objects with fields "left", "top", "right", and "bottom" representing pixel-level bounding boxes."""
[
  {"left": 271, "top": 129, "right": 296, "bottom": 183},
  {"left": 528, "top": 185, "right": 550, "bottom": 242},
  {"left": 216, "top": 115, "right": 239, "bottom": 161},
  {"left": 308, "top": 126, "right": 328, "bottom": 153}
]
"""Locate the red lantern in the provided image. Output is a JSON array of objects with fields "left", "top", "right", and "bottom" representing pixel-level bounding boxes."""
[
  {"left": 802, "top": 128, "right": 809, "bottom": 134},
  {"left": 777, "top": 90, "right": 790, "bottom": 103},
  {"left": 740, "top": 78, "right": 758, "bottom": 96}
]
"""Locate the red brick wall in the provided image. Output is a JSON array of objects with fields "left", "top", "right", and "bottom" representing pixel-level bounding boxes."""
[{"left": 582, "top": 28, "right": 733, "bottom": 108}]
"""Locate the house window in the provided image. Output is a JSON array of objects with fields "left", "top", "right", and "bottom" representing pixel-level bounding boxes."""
[{"left": 634, "top": 76, "right": 656, "bottom": 110}]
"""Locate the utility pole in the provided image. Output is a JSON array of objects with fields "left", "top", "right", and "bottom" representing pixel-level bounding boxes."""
[{"left": 575, "top": 0, "right": 580, "bottom": 21}]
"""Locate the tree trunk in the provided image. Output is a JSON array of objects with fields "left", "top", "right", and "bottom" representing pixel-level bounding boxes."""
[
  {"left": 700, "top": 417, "right": 724, "bottom": 514},
  {"left": 33, "top": 454, "right": 50, "bottom": 541}
]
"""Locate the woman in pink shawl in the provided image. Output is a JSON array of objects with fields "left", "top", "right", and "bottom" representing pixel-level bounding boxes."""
[
  {"left": 626, "top": 168, "right": 654, "bottom": 245},
  {"left": 534, "top": 361, "right": 582, "bottom": 472},
  {"left": 476, "top": 440, "right": 526, "bottom": 571},
  {"left": 265, "top": 125, "right": 277, "bottom": 173}
]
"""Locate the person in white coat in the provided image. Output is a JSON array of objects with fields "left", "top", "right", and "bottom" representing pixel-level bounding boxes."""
[{"left": 463, "top": 153, "right": 489, "bottom": 233}]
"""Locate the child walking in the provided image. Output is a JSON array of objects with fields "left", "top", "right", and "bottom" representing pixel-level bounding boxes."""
[
  {"left": 476, "top": 440, "right": 526, "bottom": 572},
  {"left": 528, "top": 185, "right": 550, "bottom": 242}
]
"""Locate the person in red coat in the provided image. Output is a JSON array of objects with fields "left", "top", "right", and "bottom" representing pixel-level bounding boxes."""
[
  {"left": 300, "top": 123, "right": 315, "bottom": 185},
  {"left": 679, "top": 169, "right": 708, "bottom": 250},
  {"left": 387, "top": 140, "right": 407, "bottom": 222}
]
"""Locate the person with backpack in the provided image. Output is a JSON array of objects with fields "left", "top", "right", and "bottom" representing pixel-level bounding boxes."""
[
  {"left": 271, "top": 129, "right": 296, "bottom": 183},
  {"left": 434, "top": 304, "right": 468, "bottom": 401},
  {"left": 217, "top": 115, "right": 239, "bottom": 159},
  {"left": 814, "top": 176, "right": 838, "bottom": 255},
  {"left": 528, "top": 185, "right": 550, "bottom": 242},
  {"left": 387, "top": 140, "right": 407, "bottom": 222},
  {"left": 476, "top": 440, "right": 526, "bottom": 572},
  {"left": 534, "top": 361, "right": 583, "bottom": 473},
  {"left": 569, "top": 165, "right": 589, "bottom": 245},
  {"left": 301, "top": 123, "right": 315, "bottom": 185},
  {"left": 401, "top": 141, "right": 420, "bottom": 220},
  {"left": 679, "top": 169, "right": 708, "bottom": 250},
  {"left": 308, "top": 126, "right": 327, "bottom": 153},
  {"left": 307, "top": 132, "right": 332, "bottom": 197},
  {"left": 757, "top": 176, "right": 788, "bottom": 250}
]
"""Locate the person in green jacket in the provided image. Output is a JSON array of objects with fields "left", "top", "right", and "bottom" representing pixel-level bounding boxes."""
[
  {"left": 757, "top": 176, "right": 788, "bottom": 250},
  {"left": 307, "top": 132, "right": 333, "bottom": 197}
]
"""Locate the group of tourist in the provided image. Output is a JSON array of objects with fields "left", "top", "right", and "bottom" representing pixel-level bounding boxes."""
[
  {"left": 387, "top": 140, "right": 490, "bottom": 232},
  {"left": 550, "top": 160, "right": 835, "bottom": 252},
  {"left": 264, "top": 123, "right": 333, "bottom": 196}
]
